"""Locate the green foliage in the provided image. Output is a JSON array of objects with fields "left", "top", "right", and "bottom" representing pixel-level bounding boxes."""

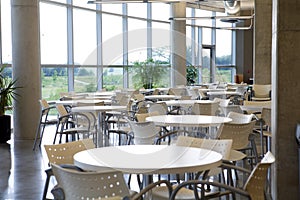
[
  {"left": 186, "top": 65, "right": 197, "bottom": 86},
  {"left": 130, "top": 58, "right": 169, "bottom": 89},
  {"left": 0, "top": 66, "right": 20, "bottom": 115}
]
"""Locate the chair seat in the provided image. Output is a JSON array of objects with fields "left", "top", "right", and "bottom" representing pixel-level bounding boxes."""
[
  {"left": 62, "top": 127, "right": 89, "bottom": 134},
  {"left": 152, "top": 185, "right": 220, "bottom": 200},
  {"left": 228, "top": 149, "right": 247, "bottom": 162},
  {"left": 251, "top": 97, "right": 271, "bottom": 101}
]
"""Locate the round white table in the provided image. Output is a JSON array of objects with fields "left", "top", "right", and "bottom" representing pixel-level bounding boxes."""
[
  {"left": 240, "top": 104, "right": 271, "bottom": 113},
  {"left": 207, "top": 91, "right": 240, "bottom": 100},
  {"left": 71, "top": 106, "right": 127, "bottom": 147},
  {"left": 145, "top": 95, "right": 181, "bottom": 101},
  {"left": 74, "top": 145, "right": 222, "bottom": 175},
  {"left": 158, "top": 100, "right": 214, "bottom": 107},
  {"left": 146, "top": 115, "right": 232, "bottom": 127},
  {"left": 55, "top": 99, "right": 111, "bottom": 106}
]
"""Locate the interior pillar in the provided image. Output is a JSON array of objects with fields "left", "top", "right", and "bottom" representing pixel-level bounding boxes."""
[
  {"left": 271, "top": 0, "right": 300, "bottom": 198},
  {"left": 11, "top": 0, "right": 40, "bottom": 140},
  {"left": 170, "top": 2, "right": 186, "bottom": 87},
  {"left": 253, "top": 0, "right": 272, "bottom": 84}
]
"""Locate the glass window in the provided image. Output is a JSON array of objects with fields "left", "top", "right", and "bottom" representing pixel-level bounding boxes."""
[
  {"left": 128, "top": 18, "right": 147, "bottom": 63},
  {"left": 195, "top": 10, "right": 212, "bottom": 45},
  {"left": 74, "top": 67, "right": 97, "bottom": 92},
  {"left": 152, "top": 3, "right": 169, "bottom": 21},
  {"left": 128, "top": 3, "right": 147, "bottom": 18},
  {"left": 73, "top": 9, "right": 97, "bottom": 65},
  {"left": 41, "top": 67, "right": 68, "bottom": 100},
  {"left": 49, "top": 0, "right": 66, "bottom": 3},
  {"left": 102, "top": 14, "right": 123, "bottom": 65},
  {"left": 73, "top": 0, "right": 96, "bottom": 9},
  {"left": 152, "top": 23, "right": 170, "bottom": 63},
  {"left": 40, "top": 3, "right": 67, "bottom": 64},
  {"left": 102, "top": 4, "right": 122, "bottom": 14},
  {"left": 1, "top": 0, "right": 12, "bottom": 64},
  {"left": 216, "top": 68, "right": 233, "bottom": 83},
  {"left": 216, "top": 12, "right": 232, "bottom": 65},
  {"left": 103, "top": 67, "right": 123, "bottom": 91}
]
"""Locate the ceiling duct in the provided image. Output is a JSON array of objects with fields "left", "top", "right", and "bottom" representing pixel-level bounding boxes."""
[{"left": 224, "top": 0, "right": 254, "bottom": 15}]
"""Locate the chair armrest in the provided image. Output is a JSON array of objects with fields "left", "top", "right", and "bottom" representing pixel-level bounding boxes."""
[
  {"left": 130, "top": 180, "right": 173, "bottom": 200},
  {"left": 170, "top": 180, "right": 251, "bottom": 200}
]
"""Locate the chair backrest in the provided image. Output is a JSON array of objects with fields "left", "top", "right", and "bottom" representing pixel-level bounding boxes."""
[
  {"left": 243, "top": 100, "right": 271, "bottom": 107},
  {"left": 216, "top": 120, "right": 256, "bottom": 150},
  {"left": 176, "top": 136, "right": 232, "bottom": 160},
  {"left": 40, "top": 99, "right": 54, "bottom": 117},
  {"left": 128, "top": 120, "right": 159, "bottom": 145},
  {"left": 191, "top": 102, "right": 219, "bottom": 116},
  {"left": 219, "top": 105, "right": 243, "bottom": 116},
  {"left": 56, "top": 104, "right": 69, "bottom": 117},
  {"left": 168, "top": 87, "right": 187, "bottom": 96},
  {"left": 44, "top": 139, "right": 95, "bottom": 165},
  {"left": 135, "top": 111, "right": 160, "bottom": 122},
  {"left": 51, "top": 163, "right": 130, "bottom": 199},
  {"left": 244, "top": 151, "right": 275, "bottom": 199},
  {"left": 187, "top": 88, "right": 200, "bottom": 100},
  {"left": 213, "top": 98, "right": 230, "bottom": 107},
  {"left": 148, "top": 102, "right": 168, "bottom": 115},
  {"left": 180, "top": 95, "right": 192, "bottom": 100},
  {"left": 261, "top": 107, "right": 271, "bottom": 127},
  {"left": 227, "top": 111, "right": 254, "bottom": 124},
  {"left": 252, "top": 84, "right": 271, "bottom": 98},
  {"left": 133, "top": 93, "right": 145, "bottom": 102}
]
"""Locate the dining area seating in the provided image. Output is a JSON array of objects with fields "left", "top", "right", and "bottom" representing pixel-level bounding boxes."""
[{"left": 35, "top": 86, "right": 275, "bottom": 200}]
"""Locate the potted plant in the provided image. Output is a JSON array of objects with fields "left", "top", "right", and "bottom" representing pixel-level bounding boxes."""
[
  {"left": 0, "top": 66, "right": 19, "bottom": 143},
  {"left": 130, "top": 58, "right": 168, "bottom": 89}
]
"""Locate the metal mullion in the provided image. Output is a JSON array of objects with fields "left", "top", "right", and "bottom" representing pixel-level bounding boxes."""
[
  {"left": 147, "top": 3, "right": 152, "bottom": 59},
  {"left": 198, "top": 27, "right": 202, "bottom": 84},
  {"left": 67, "top": 0, "right": 74, "bottom": 92},
  {"left": 191, "top": 8, "right": 196, "bottom": 66},
  {"left": 96, "top": 4, "right": 103, "bottom": 90},
  {"left": 123, "top": 3, "right": 128, "bottom": 88}
]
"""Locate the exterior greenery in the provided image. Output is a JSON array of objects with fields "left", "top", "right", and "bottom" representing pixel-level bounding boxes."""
[{"left": 129, "top": 58, "right": 169, "bottom": 89}]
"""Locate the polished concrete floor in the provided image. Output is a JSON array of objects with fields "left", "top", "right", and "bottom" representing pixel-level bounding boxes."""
[{"left": 0, "top": 136, "right": 51, "bottom": 199}]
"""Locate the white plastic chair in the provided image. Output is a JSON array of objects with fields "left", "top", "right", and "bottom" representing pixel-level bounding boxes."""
[
  {"left": 33, "top": 99, "right": 58, "bottom": 150},
  {"left": 150, "top": 136, "right": 233, "bottom": 200},
  {"left": 128, "top": 120, "right": 160, "bottom": 145},
  {"left": 51, "top": 163, "right": 172, "bottom": 200}
]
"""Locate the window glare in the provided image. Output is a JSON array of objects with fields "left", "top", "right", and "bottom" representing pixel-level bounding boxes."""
[
  {"left": 1, "top": 0, "right": 12, "bottom": 64},
  {"left": 40, "top": 2, "right": 67, "bottom": 64},
  {"left": 73, "top": 9, "right": 97, "bottom": 65}
]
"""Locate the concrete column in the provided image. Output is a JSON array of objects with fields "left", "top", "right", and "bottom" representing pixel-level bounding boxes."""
[
  {"left": 170, "top": 2, "right": 186, "bottom": 87},
  {"left": 271, "top": 0, "right": 300, "bottom": 198},
  {"left": 11, "top": 0, "right": 40, "bottom": 140},
  {"left": 253, "top": 0, "right": 272, "bottom": 84},
  {"left": 235, "top": 28, "right": 253, "bottom": 84}
]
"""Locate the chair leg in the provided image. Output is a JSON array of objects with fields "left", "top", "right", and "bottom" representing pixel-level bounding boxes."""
[
  {"left": 33, "top": 122, "right": 42, "bottom": 150},
  {"left": 38, "top": 124, "right": 47, "bottom": 148},
  {"left": 42, "top": 168, "right": 53, "bottom": 200}
]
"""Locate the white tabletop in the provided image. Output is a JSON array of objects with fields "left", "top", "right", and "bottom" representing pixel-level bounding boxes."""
[
  {"left": 146, "top": 115, "right": 232, "bottom": 127},
  {"left": 207, "top": 91, "right": 240, "bottom": 96},
  {"left": 74, "top": 145, "right": 222, "bottom": 174},
  {"left": 55, "top": 99, "right": 111, "bottom": 106},
  {"left": 87, "top": 91, "right": 115, "bottom": 96},
  {"left": 145, "top": 95, "right": 181, "bottom": 100},
  {"left": 71, "top": 105, "right": 127, "bottom": 113},
  {"left": 158, "top": 100, "right": 214, "bottom": 107},
  {"left": 240, "top": 104, "right": 271, "bottom": 113}
]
